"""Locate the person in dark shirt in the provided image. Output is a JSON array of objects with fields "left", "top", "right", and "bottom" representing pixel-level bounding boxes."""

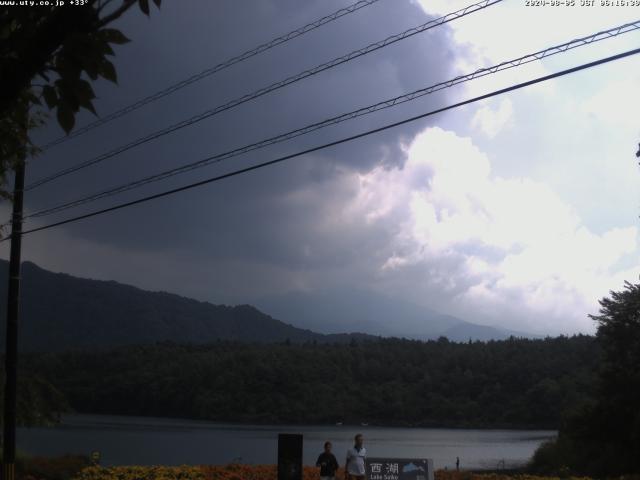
[{"left": 316, "top": 441, "right": 339, "bottom": 480}]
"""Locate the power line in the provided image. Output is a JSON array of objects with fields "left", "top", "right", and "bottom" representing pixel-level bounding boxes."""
[
  {"left": 12, "top": 46, "right": 640, "bottom": 239},
  {"left": 39, "top": 0, "right": 383, "bottom": 150},
  {"left": 26, "top": 0, "right": 502, "bottom": 191},
  {"left": 24, "top": 19, "right": 640, "bottom": 220}
]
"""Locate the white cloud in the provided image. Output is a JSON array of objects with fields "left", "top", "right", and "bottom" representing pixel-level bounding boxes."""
[
  {"left": 471, "top": 98, "right": 513, "bottom": 138},
  {"left": 5, "top": 1, "right": 640, "bottom": 340},
  {"left": 583, "top": 74, "right": 640, "bottom": 131},
  {"left": 6, "top": 124, "right": 638, "bottom": 336},
  {"left": 416, "top": 0, "right": 639, "bottom": 64},
  {"left": 344, "top": 126, "right": 640, "bottom": 334},
  {"left": 413, "top": 0, "right": 640, "bottom": 101}
]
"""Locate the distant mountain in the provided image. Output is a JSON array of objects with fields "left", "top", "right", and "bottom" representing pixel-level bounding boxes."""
[
  {"left": 439, "top": 322, "right": 532, "bottom": 342},
  {"left": 254, "top": 288, "right": 535, "bottom": 342},
  {"left": 0, "top": 261, "right": 374, "bottom": 352}
]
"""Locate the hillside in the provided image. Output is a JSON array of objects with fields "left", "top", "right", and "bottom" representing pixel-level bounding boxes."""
[
  {"left": 0, "top": 261, "right": 373, "bottom": 351},
  {"left": 0, "top": 260, "right": 527, "bottom": 352}
]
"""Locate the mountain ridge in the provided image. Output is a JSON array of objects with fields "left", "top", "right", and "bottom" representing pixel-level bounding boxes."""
[
  {"left": 254, "top": 288, "right": 535, "bottom": 342},
  {"left": 0, "top": 260, "right": 375, "bottom": 351},
  {"left": 0, "top": 260, "right": 531, "bottom": 351}
]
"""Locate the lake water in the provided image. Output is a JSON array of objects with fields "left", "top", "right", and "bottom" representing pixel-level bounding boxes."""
[{"left": 17, "top": 414, "right": 555, "bottom": 470}]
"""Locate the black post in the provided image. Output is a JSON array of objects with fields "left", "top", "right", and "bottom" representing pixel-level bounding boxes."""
[
  {"left": 2, "top": 158, "right": 25, "bottom": 480},
  {"left": 277, "top": 433, "right": 303, "bottom": 480}
]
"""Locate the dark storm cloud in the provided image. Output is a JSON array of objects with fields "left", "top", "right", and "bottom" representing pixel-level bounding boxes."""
[{"left": 15, "top": 0, "right": 463, "bottom": 302}]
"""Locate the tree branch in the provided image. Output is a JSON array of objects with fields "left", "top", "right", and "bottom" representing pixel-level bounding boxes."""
[
  {"left": 97, "top": 0, "right": 118, "bottom": 14},
  {"left": 97, "top": 0, "right": 137, "bottom": 28}
]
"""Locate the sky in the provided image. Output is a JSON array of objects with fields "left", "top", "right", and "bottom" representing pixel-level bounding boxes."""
[{"left": 2, "top": 0, "right": 640, "bottom": 336}]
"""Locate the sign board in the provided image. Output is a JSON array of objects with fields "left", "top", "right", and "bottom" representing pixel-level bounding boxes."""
[{"left": 366, "top": 458, "right": 434, "bottom": 480}]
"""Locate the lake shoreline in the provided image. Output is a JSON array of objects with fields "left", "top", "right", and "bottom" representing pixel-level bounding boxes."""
[
  {"left": 57, "top": 412, "right": 561, "bottom": 433},
  {"left": 18, "top": 413, "right": 555, "bottom": 469}
]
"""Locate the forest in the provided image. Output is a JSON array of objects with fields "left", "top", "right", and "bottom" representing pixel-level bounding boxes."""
[{"left": 22, "top": 335, "right": 598, "bottom": 429}]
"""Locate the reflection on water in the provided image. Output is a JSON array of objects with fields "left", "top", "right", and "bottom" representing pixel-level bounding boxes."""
[{"left": 18, "top": 414, "right": 556, "bottom": 470}]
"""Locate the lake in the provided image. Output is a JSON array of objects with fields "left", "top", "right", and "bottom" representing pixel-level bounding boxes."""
[{"left": 17, "top": 414, "right": 555, "bottom": 470}]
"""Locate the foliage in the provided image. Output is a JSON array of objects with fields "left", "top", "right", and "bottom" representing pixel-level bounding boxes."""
[
  {"left": 24, "top": 335, "right": 598, "bottom": 429},
  {"left": 0, "top": 369, "right": 69, "bottom": 427},
  {"left": 67, "top": 466, "right": 607, "bottom": 480},
  {"left": 528, "top": 439, "right": 574, "bottom": 477},
  {"left": 16, "top": 454, "right": 91, "bottom": 480},
  {"left": 0, "top": 89, "right": 44, "bottom": 200},
  {"left": 529, "top": 281, "right": 640, "bottom": 476},
  {"left": 588, "top": 281, "right": 640, "bottom": 455},
  {"left": 74, "top": 465, "right": 206, "bottom": 480},
  {"left": 0, "top": 0, "right": 162, "bottom": 196}
]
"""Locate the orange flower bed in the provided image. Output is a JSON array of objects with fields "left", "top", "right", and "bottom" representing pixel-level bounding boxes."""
[
  {"left": 200, "top": 465, "right": 348, "bottom": 480},
  {"left": 68, "top": 465, "right": 602, "bottom": 480},
  {"left": 434, "top": 473, "right": 592, "bottom": 480}
]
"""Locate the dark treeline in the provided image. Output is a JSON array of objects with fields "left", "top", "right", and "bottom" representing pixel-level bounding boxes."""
[
  {"left": 529, "top": 282, "right": 640, "bottom": 477},
  {"left": 25, "top": 335, "right": 597, "bottom": 429}
]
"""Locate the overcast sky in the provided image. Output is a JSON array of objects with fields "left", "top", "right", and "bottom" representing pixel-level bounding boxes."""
[{"left": 2, "top": 0, "right": 640, "bottom": 336}]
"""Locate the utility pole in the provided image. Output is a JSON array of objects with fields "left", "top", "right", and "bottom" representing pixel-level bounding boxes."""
[{"left": 2, "top": 156, "right": 25, "bottom": 480}]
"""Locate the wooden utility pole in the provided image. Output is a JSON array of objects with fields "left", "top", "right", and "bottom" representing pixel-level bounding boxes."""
[{"left": 2, "top": 157, "right": 25, "bottom": 480}]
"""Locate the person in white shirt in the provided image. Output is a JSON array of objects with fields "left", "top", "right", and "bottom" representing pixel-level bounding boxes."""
[{"left": 345, "top": 433, "right": 366, "bottom": 480}]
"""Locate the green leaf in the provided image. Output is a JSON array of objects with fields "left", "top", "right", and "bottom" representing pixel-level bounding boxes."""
[
  {"left": 42, "top": 85, "right": 58, "bottom": 109},
  {"left": 139, "top": 0, "right": 150, "bottom": 15},
  {"left": 98, "top": 59, "right": 118, "bottom": 84},
  {"left": 84, "top": 64, "right": 99, "bottom": 81},
  {"left": 0, "top": 24, "right": 11, "bottom": 40},
  {"left": 54, "top": 79, "right": 79, "bottom": 111},
  {"left": 54, "top": 53, "right": 81, "bottom": 81},
  {"left": 56, "top": 103, "right": 75, "bottom": 134},
  {"left": 101, "top": 41, "right": 115, "bottom": 57},
  {"left": 80, "top": 99, "right": 98, "bottom": 116},
  {"left": 99, "top": 28, "right": 130, "bottom": 45},
  {"left": 75, "top": 80, "right": 96, "bottom": 100},
  {"left": 80, "top": 51, "right": 103, "bottom": 80},
  {"left": 75, "top": 80, "right": 97, "bottom": 115}
]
